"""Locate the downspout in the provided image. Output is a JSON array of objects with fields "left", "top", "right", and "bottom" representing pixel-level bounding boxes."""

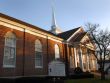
[
  {"left": 46, "top": 36, "right": 49, "bottom": 75},
  {"left": 64, "top": 41, "right": 69, "bottom": 77},
  {"left": 22, "top": 28, "right": 25, "bottom": 76},
  {"left": 62, "top": 42, "right": 65, "bottom": 60}
]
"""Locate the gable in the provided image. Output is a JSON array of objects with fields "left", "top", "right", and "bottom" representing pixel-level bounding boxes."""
[
  {"left": 57, "top": 27, "right": 80, "bottom": 40},
  {"left": 67, "top": 27, "right": 84, "bottom": 41},
  {"left": 67, "top": 27, "right": 85, "bottom": 42},
  {"left": 80, "top": 34, "right": 95, "bottom": 50}
]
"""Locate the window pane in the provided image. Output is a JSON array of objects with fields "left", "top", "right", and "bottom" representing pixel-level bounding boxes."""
[
  {"left": 35, "top": 51, "right": 42, "bottom": 67},
  {"left": 10, "top": 48, "right": 15, "bottom": 58},
  {"left": 35, "top": 59, "right": 42, "bottom": 66},
  {"left": 3, "top": 32, "right": 16, "bottom": 67},
  {"left": 35, "top": 40, "right": 43, "bottom": 68},
  {"left": 4, "top": 47, "right": 10, "bottom": 57},
  {"left": 6, "top": 38, "right": 15, "bottom": 47},
  {"left": 35, "top": 40, "right": 42, "bottom": 52},
  {"left": 55, "top": 44, "right": 60, "bottom": 59}
]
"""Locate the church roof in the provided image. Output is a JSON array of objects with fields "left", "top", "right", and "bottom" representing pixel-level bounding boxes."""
[
  {"left": 0, "top": 13, "right": 60, "bottom": 38},
  {"left": 73, "top": 32, "right": 87, "bottom": 42},
  {"left": 57, "top": 27, "right": 80, "bottom": 40},
  {"left": 0, "top": 13, "right": 83, "bottom": 42}
]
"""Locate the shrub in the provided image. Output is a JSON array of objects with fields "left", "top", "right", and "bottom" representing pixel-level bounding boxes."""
[
  {"left": 69, "top": 73, "right": 94, "bottom": 79},
  {"left": 74, "top": 67, "right": 83, "bottom": 74}
]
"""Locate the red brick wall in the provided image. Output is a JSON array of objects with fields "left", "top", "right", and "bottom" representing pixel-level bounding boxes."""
[
  {"left": 0, "top": 25, "right": 24, "bottom": 76},
  {"left": 0, "top": 25, "right": 65, "bottom": 77},
  {"left": 48, "top": 39, "right": 64, "bottom": 62},
  {"left": 23, "top": 32, "right": 48, "bottom": 76}
]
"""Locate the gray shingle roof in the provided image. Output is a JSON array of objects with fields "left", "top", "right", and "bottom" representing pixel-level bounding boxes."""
[
  {"left": 57, "top": 27, "right": 80, "bottom": 40},
  {"left": 73, "top": 32, "right": 87, "bottom": 42}
]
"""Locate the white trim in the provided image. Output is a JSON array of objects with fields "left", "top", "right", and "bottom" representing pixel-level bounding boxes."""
[
  {"left": 74, "top": 48, "right": 77, "bottom": 67},
  {"left": 71, "top": 48, "right": 74, "bottom": 68},
  {"left": 0, "top": 21, "right": 24, "bottom": 31},
  {"left": 79, "top": 48, "right": 84, "bottom": 70},
  {"left": 25, "top": 29, "right": 47, "bottom": 39},
  {"left": 67, "top": 27, "right": 83, "bottom": 42},
  {"left": 87, "top": 54, "right": 90, "bottom": 71},
  {"left": 48, "top": 37, "right": 62, "bottom": 43},
  {"left": 0, "top": 18, "right": 63, "bottom": 44},
  {"left": 0, "top": 17, "right": 47, "bottom": 36},
  {"left": 35, "top": 66, "right": 43, "bottom": 68},
  {"left": 3, "top": 65, "right": 15, "bottom": 68}
]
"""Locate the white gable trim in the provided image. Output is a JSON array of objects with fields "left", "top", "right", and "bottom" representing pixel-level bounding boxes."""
[
  {"left": 67, "top": 27, "right": 83, "bottom": 42},
  {"left": 80, "top": 34, "right": 95, "bottom": 50},
  {"left": 80, "top": 34, "right": 87, "bottom": 42}
]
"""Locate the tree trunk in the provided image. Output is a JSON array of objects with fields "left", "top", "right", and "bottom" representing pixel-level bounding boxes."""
[
  {"left": 101, "top": 70, "right": 105, "bottom": 80},
  {"left": 100, "top": 62, "right": 106, "bottom": 80}
]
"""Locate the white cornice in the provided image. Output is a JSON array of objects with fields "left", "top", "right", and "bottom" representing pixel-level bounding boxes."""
[
  {"left": 0, "top": 17, "right": 63, "bottom": 43},
  {"left": 48, "top": 37, "right": 62, "bottom": 43},
  {"left": 0, "top": 20, "right": 24, "bottom": 32}
]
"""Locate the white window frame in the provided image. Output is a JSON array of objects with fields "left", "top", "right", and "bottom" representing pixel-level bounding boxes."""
[
  {"left": 35, "top": 40, "right": 43, "bottom": 68},
  {"left": 3, "top": 32, "right": 16, "bottom": 68}
]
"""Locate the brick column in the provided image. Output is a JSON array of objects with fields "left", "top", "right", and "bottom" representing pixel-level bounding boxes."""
[{"left": 64, "top": 43, "right": 69, "bottom": 76}]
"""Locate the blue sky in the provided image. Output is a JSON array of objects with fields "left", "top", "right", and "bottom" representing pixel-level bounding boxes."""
[{"left": 0, "top": 0, "right": 110, "bottom": 31}]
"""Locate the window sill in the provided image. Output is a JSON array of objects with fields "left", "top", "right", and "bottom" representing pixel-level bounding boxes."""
[
  {"left": 35, "top": 66, "right": 43, "bottom": 68},
  {"left": 3, "top": 65, "right": 15, "bottom": 68}
]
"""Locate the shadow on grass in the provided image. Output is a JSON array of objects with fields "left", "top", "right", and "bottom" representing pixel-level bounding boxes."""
[
  {"left": 68, "top": 72, "right": 94, "bottom": 79},
  {"left": 0, "top": 77, "right": 65, "bottom": 83}
]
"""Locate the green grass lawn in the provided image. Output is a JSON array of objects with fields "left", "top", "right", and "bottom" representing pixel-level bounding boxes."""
[{"left": 65, "top": 78, "right": 110, "bottom": 83}]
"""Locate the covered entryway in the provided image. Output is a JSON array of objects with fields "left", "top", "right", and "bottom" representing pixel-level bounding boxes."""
[{"left": 48, "top": 60, "right": 65, "bottom": 76}]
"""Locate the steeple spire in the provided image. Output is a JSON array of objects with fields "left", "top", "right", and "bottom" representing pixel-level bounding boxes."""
[
  {"left": 51, "top": 5, "right": 57, "bottom": 29},
  {"left": 50, "top": 0, "right": 62, "bottom": 34}
]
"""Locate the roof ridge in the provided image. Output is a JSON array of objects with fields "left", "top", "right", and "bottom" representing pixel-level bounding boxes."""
[
  {"left": 57, "top": 27, "right": 81, "bottom": 40},
  {"left": 59, "top": 27, "right": 80, "bottom": 34}
]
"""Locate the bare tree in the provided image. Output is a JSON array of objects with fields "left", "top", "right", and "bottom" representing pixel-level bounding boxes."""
[{"left": 85, "top": 23, "right": 110, "bottom": 80}]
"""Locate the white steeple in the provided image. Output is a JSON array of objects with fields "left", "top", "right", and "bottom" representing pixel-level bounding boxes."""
[
  {"left": 51, "top": 6, "right": 57, "bottom": 29},
  {"left": 50, "top": 0, "right": 62, "bottom": 34}
]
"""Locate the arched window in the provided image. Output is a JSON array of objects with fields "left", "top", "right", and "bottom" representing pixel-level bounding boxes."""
[
  {"left": 35, "top": 40, "right": 43, "bottom": 68},
  {"left": 55, "top": 44, "right": 60, "bottom": 59},
  {"left": 3, "top": 32, "right": 16, "bottom": 68}
]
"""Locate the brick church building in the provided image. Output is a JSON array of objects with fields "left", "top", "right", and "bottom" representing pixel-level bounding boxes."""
[{"left": 0, "top": 12, "right": 97, "bottom": 77}]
